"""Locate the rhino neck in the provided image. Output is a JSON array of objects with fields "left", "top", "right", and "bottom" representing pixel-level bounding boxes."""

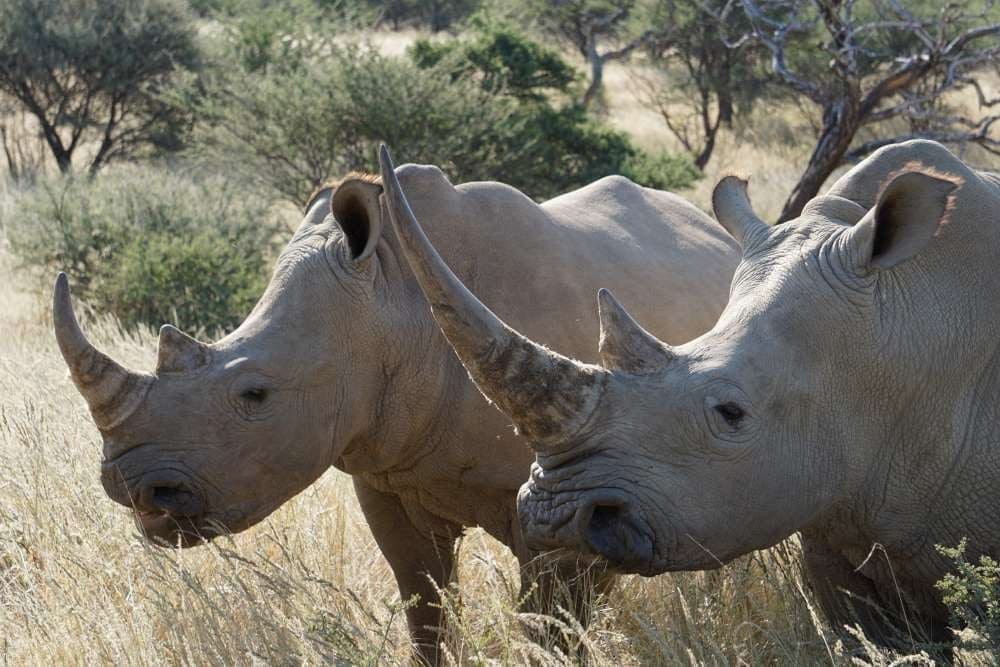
[
  {"left": 333, "top": 235, "right": 523, "bottom": 484},
  {"left": 333, "top": 183, "right": 539, "bottom": 490},
  {"left": 823, "top": 205, "right": 1000, "bottom": 582}
]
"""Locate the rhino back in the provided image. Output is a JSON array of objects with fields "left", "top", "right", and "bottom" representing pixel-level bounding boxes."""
[{"left": 403, "top": 171, "right": 739, "bottom": 366}]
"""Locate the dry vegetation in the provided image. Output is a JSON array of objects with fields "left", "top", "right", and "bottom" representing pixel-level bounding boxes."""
[
  {"left": 2, "top": 29, "right": 999, "bottom": 667},
  {"left": 0, "top": 264, "right": 871, "bottom": 664}
]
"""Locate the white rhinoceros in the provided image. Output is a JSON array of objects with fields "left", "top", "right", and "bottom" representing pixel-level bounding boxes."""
[
  {"left": 53, "top": 162, "right": 738, "bottom": 662},
  {"left": 377, "top": 140, "right": 1000, "bottom": 652}
]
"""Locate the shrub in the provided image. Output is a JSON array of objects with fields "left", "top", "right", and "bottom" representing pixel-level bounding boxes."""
[
  {"left": 409, "top": 20, "right": 578, "bottom": 102},
  {"left": 193, "top": 44, "right": 524, "bottom": 206},
  {"left": 193, "top": 17, "right": 698, "bottom": 206},
  {"left": 936, "top": 540, "right": 1000, "bottom": 656},
  {"left": 410, "top": 21, "right": 700, "bottom": 195},
  {"left": 4, "top": 167, "right": 281, "bottom": 333},
  {"left": 621, "top": 150, "right": 700, "bottom": 192}
]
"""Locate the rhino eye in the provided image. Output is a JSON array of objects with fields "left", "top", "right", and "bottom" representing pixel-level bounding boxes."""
[
  {"left": 714, "top": 402, "right": 745, "bottom": 426},
  {"left": 241, "top": 387, "right": 269, "bottom": 403}
]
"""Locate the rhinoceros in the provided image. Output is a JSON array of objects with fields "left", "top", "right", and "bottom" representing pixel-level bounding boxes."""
[
  {"left": 53, "top": 161, "right": 738, "bottom": 661},
  {"left": 377, "top": 140, "right": 1000, "bottom": 651}
]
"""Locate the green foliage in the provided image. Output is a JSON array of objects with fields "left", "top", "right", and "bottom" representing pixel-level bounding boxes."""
[
  {"left": 192, "top": 43, "right": 524, "bottom": 204},
  {"left": 0, "top": 0, "right": 201, "bottom": 175},
  {"left": 367, "top": 0, "right": 483, "bottom": 31},
  {"left": 621, "top": 149, "right": 700, "bottom": 191},
  {"left": 193, "top": 15, "right": 698, "bottom": 205},
  {"left": 207, "top": 0, "right": 342, "bottom": 73},
  {"left": 522, "top": 0, "right": 643, "bottom": 53},
  {"left": 4, "top": 167, "right": 281, "bottom": 333},
  {"left": 409, "top": 19, "right": 698, "bottom": 194},
  {"left": 410, "top": 19, "right": 577, "bottom": 101},
  {"left": 936, "top": 540, "right": 1000, "bottom": 655}
]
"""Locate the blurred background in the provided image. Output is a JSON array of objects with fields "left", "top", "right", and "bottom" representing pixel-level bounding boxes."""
[{"left": 0, "top": 1, "right": 997, "bottom": 663}]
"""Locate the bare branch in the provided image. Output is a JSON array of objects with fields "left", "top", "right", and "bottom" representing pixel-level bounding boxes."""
[
  {"left": 740, "top": 0, "right": 826, "bottom": 103},
  {"left": 843, "top": 115, "right": 1000, "bottom": 163}
]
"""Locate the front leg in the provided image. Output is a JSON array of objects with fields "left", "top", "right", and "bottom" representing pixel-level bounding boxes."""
[
  {"left": 354, "top": 477, "right": 458, "bottom": 665},
  {"left": 800, "top": 529, "right": 951, "bottom": 654}
]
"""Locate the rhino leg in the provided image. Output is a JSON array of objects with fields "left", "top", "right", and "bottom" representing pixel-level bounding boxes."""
[
  {"left": 800, "top": 530, "right": 953, "bottom": 659},
  {"left": 518, "top": 554, "right": 615, "bottom": 657},
  {"left": 353, "top": 478, "right": 458, "bottom": 665}
]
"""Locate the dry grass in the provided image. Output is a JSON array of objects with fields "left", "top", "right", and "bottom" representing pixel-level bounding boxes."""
[
  {"left": 2, "top": 28, "right": 996, "bottom": 667},
  {"left": 0, "top": 259, "right": 862, "bottom": 665},
  {"left": 0, "top": 247, "right": 821, "bottom": 666}
]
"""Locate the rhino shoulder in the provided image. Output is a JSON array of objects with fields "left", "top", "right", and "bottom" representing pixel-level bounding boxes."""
[{"left": 395, "top": 163, "right": 456, "bottom": 198}]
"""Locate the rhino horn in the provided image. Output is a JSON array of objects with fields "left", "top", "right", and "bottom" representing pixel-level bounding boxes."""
[
  {"left": 597, "top": 289, "right": 674, "bottom": 374},
  {"left": 52, "top": 273, "right": 151, "bottom": 431},
  {"left": 378, "top": 145, "right": 606, "bottom": 452},
  {"left": 156, "top": 324, "right": 209, "bottom": 374},
  {"left": 712, "top": 176, "right": 769, "bottom": 247}
]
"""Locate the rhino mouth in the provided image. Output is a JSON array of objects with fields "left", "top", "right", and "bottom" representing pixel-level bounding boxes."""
[
  {"left": 134, "top": 510, "right": 212, "bottom": 548},
  {"left": 518, "top": 482, "right": 659, "bottom": 575},
  {"left": 101, "top": 451, "right": 219, "bottom": 548}
]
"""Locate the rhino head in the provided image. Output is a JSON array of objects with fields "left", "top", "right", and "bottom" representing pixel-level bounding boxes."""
[
  {"left": 53, "top": 176, "right": 423, "bottom": 546},
  {"left": 379, "top": 141, "right": 993, "bottom": 574}
]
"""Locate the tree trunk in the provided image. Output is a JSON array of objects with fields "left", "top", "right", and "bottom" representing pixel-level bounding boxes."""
[
  {"left": 43, "top": 128, "right": 72, "bottom": 173},
  {"left": 716, "top": 50, "right": 734, "bottom": 127},
  {"left": 778, "top": 97, "right": 861, "bottom": 222},
  {"left": 695, "top": 87, "right": 721, "bottom": 170},
  {"left": 581, "top": 42, "right": 604, "bottom": 109},
  {"left": 694, "top": 131, "right": 717, "bottom": 170},
  {"left": 429, "top": 0, "right": 445, "bottom": 32},
  {"left": 0, "top": 125, "right": 17, "bottom": 181},
  {"left": 29, "top": 107, "right": 72, "bottom": 172}
]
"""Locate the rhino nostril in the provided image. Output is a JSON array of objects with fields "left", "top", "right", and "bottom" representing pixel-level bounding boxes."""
[
  {"left": 153, "top": 486, "right": 182, "bottom": 504},
  {"left": 138, "top": 483, "right": 203, "bottom": 517},
  {"left": 590, "top": 504, "right": 621, "bottom": 529},
  {"left": 584, "top": 503, "right": 629, "bottom": 563}
]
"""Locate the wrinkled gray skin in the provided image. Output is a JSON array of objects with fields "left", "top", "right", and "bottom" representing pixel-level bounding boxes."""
[
  {"left": 379, "top": 140, "right": 1000, "bottom": 650},
  {"left": 53, "top": 161, "right": 738, "bottom": 662}
]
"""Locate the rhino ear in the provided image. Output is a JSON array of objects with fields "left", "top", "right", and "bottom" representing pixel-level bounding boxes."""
[
  {"left": 331, "top": 178, "right": 383, "bottom": 263},
  {"left": 844, "top": 169, "right": 959, "bottom": 271},
  {"left": 156, "top": 325, "right": 209, "bottom": 374},
  {"left": 712, "top": 176, "right": 769, "bottom": 249},
  {"left": 597, "top": 289, "right": 674, "bottom": 374}
]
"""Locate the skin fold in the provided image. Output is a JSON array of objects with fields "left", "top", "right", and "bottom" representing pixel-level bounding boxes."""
[
  {"left": 53, "top": 160, "right": 738, "bottom": 663},
  {"left": 378, "top": 140, "right": 1000, "bottom": 652}
]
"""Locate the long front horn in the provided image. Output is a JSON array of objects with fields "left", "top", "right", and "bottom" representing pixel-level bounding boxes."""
[
  {"left": 52, "top": 273, "right": 151, "bottom": 431},
  {"left": 377, "top": 146, "right": 606, "bottom": 450}
]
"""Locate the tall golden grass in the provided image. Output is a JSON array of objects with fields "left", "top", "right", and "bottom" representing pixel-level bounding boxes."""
[
  {"left": 2, "top": 29, "right": 997, "bottom": 666},
  {"left": 0, "top": 266, "right": 864, "bottom": 664}
]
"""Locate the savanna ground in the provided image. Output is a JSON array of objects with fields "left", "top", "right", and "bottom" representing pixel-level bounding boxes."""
[{"left": 2, "top": 28, "right": 999, "bottom": 666}]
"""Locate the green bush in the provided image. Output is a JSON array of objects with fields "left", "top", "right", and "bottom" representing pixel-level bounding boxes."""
[
  {"left": 937, "top": 540, "right": 1000, "bottom": 656},
  {"left": 192, "top": 44, "right": 524, "bottom": 205},
  {"left": 621, "top": 150, "right": 700, "bottom": 192},
  {"left": 191, "top": 15, "right": 699, "bottom": 206},
  {"left": 410, "top": 21, "right": 700, "bottom": 195},
  {"left": 409, "top": 20, "right": 577, "bottom": 102},
  {"left": 5, "top": 167, "right": 281, "bottom": 333}
]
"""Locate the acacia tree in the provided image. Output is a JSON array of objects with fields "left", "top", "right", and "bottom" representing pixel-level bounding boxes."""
[
  {"left": 729, "top": 0, "right": 1000, "bottom": 221},
  {"left": 525, "top": 0, "right": 656, "bottom": 108},
  {"left": 635, "top": 0, "right": 769, "bottom": 169},
  {"left": 0, "top": 0, "right": 199, "bottom": 175}
]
